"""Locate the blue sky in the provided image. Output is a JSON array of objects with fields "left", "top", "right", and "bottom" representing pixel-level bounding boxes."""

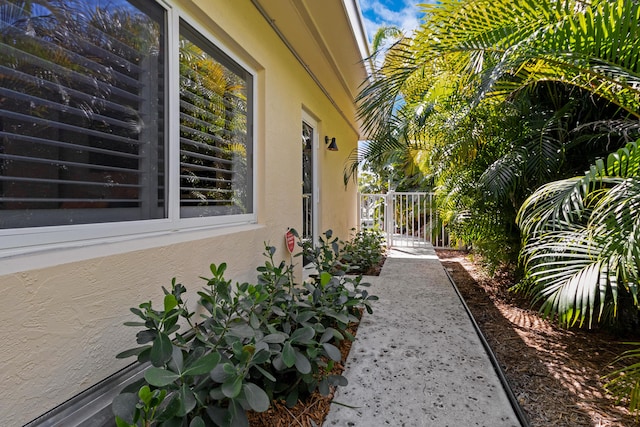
[{"left": 358, "top": 0, "right": 424, "bottom": 42}]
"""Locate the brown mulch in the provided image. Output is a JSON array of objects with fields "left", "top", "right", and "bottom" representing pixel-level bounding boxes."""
[
  {"left": 362, "top": 255, "right": 386, "bottom": 276},
  {"left": 436, "top": 249, "right": 640, "bottom": 427}
]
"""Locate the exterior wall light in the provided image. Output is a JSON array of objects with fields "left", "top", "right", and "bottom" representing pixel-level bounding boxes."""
[{"left": 325, "top": 136, "right": 338, "bottom": 151}]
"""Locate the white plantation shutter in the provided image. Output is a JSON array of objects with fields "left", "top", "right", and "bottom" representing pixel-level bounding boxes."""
[
  {"left": 0, "top": 0, "right": 254, "bottom": 240},
  {"left": 0, "top": 0, "right": 166, "bottom": 228},
  {"left": 178, "top": 21, "right": 253, "bottom": 218}
]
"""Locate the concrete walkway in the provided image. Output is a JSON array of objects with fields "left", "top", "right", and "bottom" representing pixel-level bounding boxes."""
[{"left": 324, "top": 245, "right": 523, "bottom": 427}]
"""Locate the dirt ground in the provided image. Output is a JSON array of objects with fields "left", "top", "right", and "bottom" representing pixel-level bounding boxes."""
[{"left": 436, "top": 249, "right": 640, "bottom": 427}]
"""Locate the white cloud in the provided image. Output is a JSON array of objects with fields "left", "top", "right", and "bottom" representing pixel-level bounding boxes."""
[{"left": 359, "top": 0, "right": 422, "bottom": 42}]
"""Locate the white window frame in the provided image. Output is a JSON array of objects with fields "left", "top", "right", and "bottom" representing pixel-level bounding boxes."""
[{"left": 0, "top": 1, "right": 258, "bottom": 259}]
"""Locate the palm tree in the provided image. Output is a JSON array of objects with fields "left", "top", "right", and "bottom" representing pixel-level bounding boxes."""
[
  {"left": 517, "top": 139, "right": 640, "bottom": 327},
  {"left": 516, "top": 137, "right": 640, "bottom": 412},
  {"left": 344, "top": 25, "right": 433, "bottom": 188},
  {"left": 355, "top": 0, "right": 640, "bottom": 177},
  {"left": 354, "top": 0, "right": 640, "bottom": 412},
  {"left": 353, "top": 0, "right": 640, "bottom": 264}
]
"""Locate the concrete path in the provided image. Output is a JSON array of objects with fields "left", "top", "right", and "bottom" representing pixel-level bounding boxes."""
[{"left": 324, "top": 245, "right": 523, "bottom": 427}]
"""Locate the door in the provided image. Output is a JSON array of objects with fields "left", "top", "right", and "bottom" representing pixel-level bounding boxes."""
[{"left": 301, "top": 114, "right": 318, "bottom": 252}]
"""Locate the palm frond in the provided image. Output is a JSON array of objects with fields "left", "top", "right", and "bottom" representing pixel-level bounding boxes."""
[
  {"left": 591, "top": 177, "right": 640, "bottom": 289},
  {"left": 574, "top": 119, "right": 640, "bottom": 143},
  {"left": 519, "top": 224, "right": 616, "bottom": 327},
  {"left": 604, "top": 343, "right": 640, "bottom": 416},
  {"left": 371, "top": 25, "right": 403, "bottom": 55},
  {"left": 479, "top": 147, "right": 527, "bottom": 201},
  {"left": 413, "top": 0, "right": 640, "bottom": 116},
  {"left": 516, "top": 140, "right": 640, "bottom": 235},
  {"left": 516, "top": 176, "right": 596, "bottom": 236},
  {"left": 517, "top": 139, "right": 640, "bottom": 327},
  {"left": 486, "top": 0, "right": 640, "bottom": 116}
]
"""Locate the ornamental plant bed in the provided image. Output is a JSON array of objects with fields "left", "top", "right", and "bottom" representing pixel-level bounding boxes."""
[
  {"left": 437, "top": 249, "right": 640, "bottom": 426},
  {"left": 246, "top": 315, "right": 360, "bottom": 427},
  {"left": 112, "top": 229, "right": 384, "bottom": 427}
]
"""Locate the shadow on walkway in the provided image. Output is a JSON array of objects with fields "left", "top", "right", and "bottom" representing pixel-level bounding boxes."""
[{"left": 324, "top": 245, "right": 523, "bottom": 427}]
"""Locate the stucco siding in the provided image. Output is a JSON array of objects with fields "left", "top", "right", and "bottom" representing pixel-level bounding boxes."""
[{"left": 1, "top": 0, "right": 364, "bottom": 425}]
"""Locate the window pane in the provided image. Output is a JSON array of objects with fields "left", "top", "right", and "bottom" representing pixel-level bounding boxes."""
[
  {"left": 179, "top": 21, "right": 253, "bottom": 218},
  {"left": 302, "top": 121, "right": 313, "bottom": 240},
  {"left": 0, "top": 0, "right": 166, "bottom": 228}
]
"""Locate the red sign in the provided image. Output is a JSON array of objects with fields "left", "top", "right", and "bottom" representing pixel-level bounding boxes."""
[{"left": 285, "top": 230, "right": 296, "bottom": 253}]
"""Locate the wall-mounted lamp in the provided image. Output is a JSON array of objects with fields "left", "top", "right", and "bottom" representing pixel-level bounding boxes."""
[{"left": 325, "top": 136, "right": 338, "bottom": 151}]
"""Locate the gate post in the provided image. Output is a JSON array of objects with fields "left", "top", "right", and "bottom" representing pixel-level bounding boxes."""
[
  {"left": 385, "top": 191, "right": 394, "bottom": 248},
  {"left": 357, "top": 193, "right": 361, "bottom": 231}
]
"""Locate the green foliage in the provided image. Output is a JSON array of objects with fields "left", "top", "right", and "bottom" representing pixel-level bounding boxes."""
[
  {"left": 113, "top": 232, "right": 377, "bottom": 426},
  {"left": 604, "top": 343, "right": 640, "bottom": 417},
  {"left": 340, "top": 228, "right": 386, "bottom": 275},
  {"left": 295, "top": 228, "right": 386, "bottom": 277},
  {"left": 352, "top": 0, "right": 640, "bottom": 416},
  {"left": 517, "top": 139, "right": 640, "bottom": 329},
  {"left": 295, "top": 229, "right": 345, "bottom": 276},
  {"left": 352, "top": 0, "right": 640, "bottom": 270}
]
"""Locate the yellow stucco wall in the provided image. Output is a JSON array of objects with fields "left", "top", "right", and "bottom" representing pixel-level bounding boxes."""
[{"left": 0, "top": 1, "right": 361, "bottom": 424}]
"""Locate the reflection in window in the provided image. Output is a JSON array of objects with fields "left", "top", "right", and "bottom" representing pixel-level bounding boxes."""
[
  {"left": 179, "top": 21, "right": 253, "bottom": 218},
  {"left": 0, "top": 0, "right": 255, "bottom": 231},
  {"left": 302, "top": 121, "right": 313, "bottom": 240},
  {"left": 0, "top": 0, "right": 166, "bottom": 228}
]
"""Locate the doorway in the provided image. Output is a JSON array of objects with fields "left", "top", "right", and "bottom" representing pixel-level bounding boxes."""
[{"left": 301, "top": 113, "right": 318, "bottom": 259}]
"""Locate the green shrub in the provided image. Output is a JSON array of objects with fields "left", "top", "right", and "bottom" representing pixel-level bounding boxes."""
[
  {"left": 296, "top": 228, "right": 386, "bottom": 276},
  {"left": 339, "top": 228, "right": 386, "bottom": 274},
  {"left": 113, "top": 233, "right": 377, "bottom": 427},
  {"left": 295, "top": 228, "right": 345, "bottom": 275}
]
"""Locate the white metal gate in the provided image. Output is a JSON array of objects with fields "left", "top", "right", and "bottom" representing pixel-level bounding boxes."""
[{"left": 358, "top": 192, "right": 450, "bottom": 248}]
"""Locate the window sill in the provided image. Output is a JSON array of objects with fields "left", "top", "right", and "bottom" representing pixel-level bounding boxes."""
[{"left": 0, "top": 222, "right": 264, "bottom": 276}]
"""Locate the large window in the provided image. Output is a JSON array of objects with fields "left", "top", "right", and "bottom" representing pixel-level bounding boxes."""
[
  {"left": 179, "top": 21, "right": 253, "bottom": 218},
  {"left": 0, "top": 0, "right": 254, "bottom": 237}
]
